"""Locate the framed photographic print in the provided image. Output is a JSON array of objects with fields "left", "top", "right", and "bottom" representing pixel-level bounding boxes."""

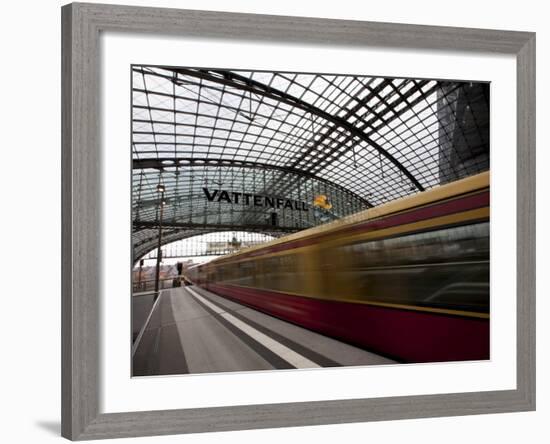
[{"left": 61, "top": 2, "right": 535, "bottom": 440}]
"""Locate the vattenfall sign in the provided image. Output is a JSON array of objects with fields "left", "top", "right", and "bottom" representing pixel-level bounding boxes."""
[{"left": 203, "top": 188, "right": 309, "bottom": 212}]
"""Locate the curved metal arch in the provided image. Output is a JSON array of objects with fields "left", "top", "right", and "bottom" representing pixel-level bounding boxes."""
[
  {"left": 133, "top": 228, "right": 208, "bottom": 264},
  {"left": 171, "top": 68, "right": 425, "bottom": 192},
  {"left": 133, "top": 227, "right": 285, "bottom": 264},
  {"left": 133, "top": 157, "right": 373, "bottom": 207}
]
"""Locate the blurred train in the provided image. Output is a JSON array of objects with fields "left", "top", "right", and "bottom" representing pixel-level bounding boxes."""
[{"left": 185, "top": 171, "right": 490, "bottom": 363}]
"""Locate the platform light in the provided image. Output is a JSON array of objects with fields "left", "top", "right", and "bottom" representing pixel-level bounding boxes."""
[{"left": 154, "top": 183, "right": 166, "bottom": 299}]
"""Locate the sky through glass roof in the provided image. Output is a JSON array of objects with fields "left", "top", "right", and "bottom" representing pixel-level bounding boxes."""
[{"left": 132, "top": 66, "right": 490, "bottom": 260}]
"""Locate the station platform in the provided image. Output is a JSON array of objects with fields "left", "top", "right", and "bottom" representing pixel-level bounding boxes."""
[{"left": 132, "top": 285, "right": 396, "bottom": 376}]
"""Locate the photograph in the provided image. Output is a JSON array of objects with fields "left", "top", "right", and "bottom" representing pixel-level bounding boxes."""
[{"left": 131, "top": 66, "right": 490, "bottom": 377}]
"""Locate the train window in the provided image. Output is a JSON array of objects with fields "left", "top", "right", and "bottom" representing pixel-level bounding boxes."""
[
  {"left": 234, "top": 261, "right": 255, "bottom": 286},
  {"left": 336, "top": 222, "right": 489, "bottom": 313},
  {"left": 247, "top": 254, "right": 302, "bottom": 295}
]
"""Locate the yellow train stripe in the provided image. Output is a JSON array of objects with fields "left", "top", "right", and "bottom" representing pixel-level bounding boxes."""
[
  {"left": 327, "top": 207, "right": 489, "bottom": 248},
  {"left": 227, "top": 207, "right": 489, "bottom": 264}
]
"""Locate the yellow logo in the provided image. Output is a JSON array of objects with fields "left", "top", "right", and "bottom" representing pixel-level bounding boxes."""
[{"left": 313, "top": 194, "right": 332, "bottom": 210}]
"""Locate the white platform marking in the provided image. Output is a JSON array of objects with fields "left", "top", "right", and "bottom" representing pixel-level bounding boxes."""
[
  {"left": 132, "top": 290, "right": 164, "bottom": 357},
  {"left": 186, "top": 287, "right": 320, "bottom": 369}
]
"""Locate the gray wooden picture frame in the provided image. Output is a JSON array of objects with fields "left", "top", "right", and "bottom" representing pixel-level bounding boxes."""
[{"left": 61, "top": 2, "right": 536, "bottom": 440}]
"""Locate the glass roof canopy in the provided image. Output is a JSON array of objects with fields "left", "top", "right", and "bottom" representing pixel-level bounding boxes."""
[{"left": 132, "top": 66, "right": 489, "bottom": 260}]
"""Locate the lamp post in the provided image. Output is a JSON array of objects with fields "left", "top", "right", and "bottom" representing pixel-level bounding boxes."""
[
  {"left": 138, "top": 259, "right": 144, "bottom": 291},
  {"left": 154, "top": 183, "right": 166, "bottom": 300}
]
